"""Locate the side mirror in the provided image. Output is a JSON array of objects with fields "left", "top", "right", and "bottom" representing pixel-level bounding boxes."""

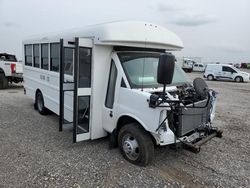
[{"left": 157, "top": 54, "right": 175, "bottom": 85}]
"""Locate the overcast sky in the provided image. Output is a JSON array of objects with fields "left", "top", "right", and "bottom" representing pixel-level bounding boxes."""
[{"left": 0, "top": 0, "right": 249, "bottom": 63}]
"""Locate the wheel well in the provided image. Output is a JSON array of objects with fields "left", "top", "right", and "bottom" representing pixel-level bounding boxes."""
[
  {"left": 116, "top": 116, "right": 141, "bottom": 134},
  {"left": 235, "top": 76, "right": 243, "bottom": 80},
  {"left": 114, "top": 115, "right": 156, "bottom": 146}
]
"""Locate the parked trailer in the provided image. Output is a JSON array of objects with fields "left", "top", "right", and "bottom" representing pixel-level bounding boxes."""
[
  {"left": 176, "top": 57, "right": 194, "bottom": 73},
  {"left": 23, "top": 21, "right": 222, "bottom": 166}
]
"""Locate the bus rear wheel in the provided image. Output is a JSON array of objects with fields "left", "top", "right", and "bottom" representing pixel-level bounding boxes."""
[
  {"left": 36, "top": 91, "right": 48, "bottom": 115},
  {"left": 118, "top": 123, "right": 154, "bottom": 166}
]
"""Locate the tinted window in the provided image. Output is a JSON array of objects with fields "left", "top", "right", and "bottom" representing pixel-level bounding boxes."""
[
  {"left": 50, "top": 43, "right": 60, "bottom": 72},
  {"left": 33, "top": 44, "right": 40, "bottom": 68},
  {"left": 79, "top": 48, "right": 91, "bottom": 88},
  {"left": 0, "top": 54, "right": 17, "bottom": 62},
  {"left": 199, "top": 64, "right": 204, "bottom": 67},
  {"left": 41, "top": 44, "right": 49, "bottom": 70},
  {"left": 64, "top": 48, "right": 73, "bottom": 75},
  {"left": 222, "top": 66, "right": 235, "bottom": 72},
  {"left": 105, "top": 60, "right": 117, "bottom": 108},
  {"left": 25, "top": 45, "right": 32, "bottom": 66},
  {"left": 194, "top": 64, "right": 198, "bottom": 67}
]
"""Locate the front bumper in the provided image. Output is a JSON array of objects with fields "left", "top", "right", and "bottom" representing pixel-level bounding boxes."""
[
  {"left": 12, "top": 73, "right": 23, "bottom": 79},
  {"left": 181, "top": 128, "right": 223, "bottom": 153},
  {"left": 8, "top": 73, "right": 23, "bottom": 82}
]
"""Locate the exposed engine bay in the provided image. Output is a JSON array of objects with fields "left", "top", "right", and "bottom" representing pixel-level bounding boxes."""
[{"left": 149, "top": 78, "right": 222, "bottom": 153}]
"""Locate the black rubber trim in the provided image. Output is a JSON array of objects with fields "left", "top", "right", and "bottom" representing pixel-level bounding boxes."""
[{"left": 113, "top": 46, "right": 166, "bottom": 53}]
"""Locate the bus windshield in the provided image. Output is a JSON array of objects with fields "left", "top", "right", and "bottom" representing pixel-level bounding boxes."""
[{"left": 118, "top": 52, "right": 191, "bottom": 89}]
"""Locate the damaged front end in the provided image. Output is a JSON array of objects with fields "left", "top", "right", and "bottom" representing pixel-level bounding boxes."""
[
  {"left": 171, "top": 87, "right": 223, "bottom": 153},
  {"left": 149, "top": 77, "right": 223, "bottom": 153}
]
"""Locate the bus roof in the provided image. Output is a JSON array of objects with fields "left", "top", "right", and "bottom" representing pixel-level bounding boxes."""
[{"left": 23, "top": 21, "right": 184, "bottom": 51}]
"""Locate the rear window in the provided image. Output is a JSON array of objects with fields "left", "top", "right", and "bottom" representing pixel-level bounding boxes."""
[{"left": 0, "top": 54, "right": 17, "bottom": 62}]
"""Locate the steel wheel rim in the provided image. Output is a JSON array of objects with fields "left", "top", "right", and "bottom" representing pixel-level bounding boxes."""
[{"left": 122, "top": 134, "right": 139, "bottom": 161}]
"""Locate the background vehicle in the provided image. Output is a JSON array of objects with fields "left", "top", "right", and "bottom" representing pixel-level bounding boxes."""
[
  {"left": 0, "top": 53, "right": 23, "bottom": 89},
  {"left": 23, "top": 21, "right": 221, "bottom": 166},
  {"left": 182, "top": 58, "right": 194, "bottom": 72},
  {"left": 204, "top": 64, "right": 250, "bottom": 82},
  {"left": 178, "top": 58, "right": 194, "bottom": 73},
  {"left": 176, "top": 57, "right": 202, "bottom": 73},
  {"left": 241, "top": 63, "right": 250, "bottom": 69},
  {"left": 193, "top": 63, "right": 205, "bottom": 72},
  {"left": 234, "top": 63, "right": 240, "bottom": 68}
]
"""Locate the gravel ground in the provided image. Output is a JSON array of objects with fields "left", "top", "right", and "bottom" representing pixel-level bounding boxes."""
[{"left": 0, "top": 71, "right": 250, "bottom": 188}]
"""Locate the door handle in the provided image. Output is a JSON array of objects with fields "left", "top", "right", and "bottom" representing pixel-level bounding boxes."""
[{"left": 109, "top": 111, "right": 113, "bottom": 118}]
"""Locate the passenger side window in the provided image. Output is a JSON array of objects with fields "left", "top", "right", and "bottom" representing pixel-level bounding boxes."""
[
  {"left": 50, "top": 43, "right": 60, "bottom": 72},
  {"left": 41, "top": 44, "right": 49, "bottom": 70},
  {"left": 222, "top": 66, "right": 236, "bottom": 73},
  {"left": 105, "top": 60, "right": 117, "bottom": 108},
  {"left": 199, "top": 64, "right": 203, "bottom": 67},
  {"left": 25, "top": 44, "right": 32, "bottom": 66},
  {"left": 33, "top": 44, "right": 40, "bottom": 68},
  {"left": 79, "top": 47, "right": 91, "bottom": 88},
  {"left": 194, "top": 64, "right": 198, "bottom": 67},
  {"left": 64, "top": 48, "right": 73, "bottom": 75}
]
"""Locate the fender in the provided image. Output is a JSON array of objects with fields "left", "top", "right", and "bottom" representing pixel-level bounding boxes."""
[
  {"left": 109, "top": 113, "right": 155, "bottom": 148},
  {"left": 115, "top": 113, "right": 151, "bottom": 133}
]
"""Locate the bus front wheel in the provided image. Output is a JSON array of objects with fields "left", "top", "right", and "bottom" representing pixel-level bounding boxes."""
[{"left": 118, "top": 123, "right": 154, "bottom": 166}]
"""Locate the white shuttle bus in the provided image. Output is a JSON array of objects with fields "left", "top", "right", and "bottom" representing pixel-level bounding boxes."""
[{"left": 23, "top": 21, "right": 222, "bottom": 166}]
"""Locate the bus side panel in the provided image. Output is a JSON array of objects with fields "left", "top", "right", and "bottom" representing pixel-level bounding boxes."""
[
  {"left": 90, "top": 45, "right": 112, "bottom": 139},
  {"left": 24, "top": 66, "right": 73, "bottom": 122},
  {"left": 23, "top": 66, "right": 37, "bottom": 101}
]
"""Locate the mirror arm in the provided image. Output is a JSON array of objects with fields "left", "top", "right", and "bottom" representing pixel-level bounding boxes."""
[{"left": 162, "top": 84, "right": 166, "bottom": 101}]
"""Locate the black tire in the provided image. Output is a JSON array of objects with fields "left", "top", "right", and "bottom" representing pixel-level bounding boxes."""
[
  {"left": 193, "top": 78, "right": 208, "bottom": 99},
  {"left": 207, "top": 74, "right": 214, "bottom": 81},
  {"left": 118, "top": 123, "right": 154, "bottom": 166},
  {"left": 0, "top": 73, "right": 8, "bottom": 89},
  {"left": 235, "top": 76, "right": 243, "bottom": 83},
  {"left": 36, "top": 91, "right": 49, "bottom": 115}
]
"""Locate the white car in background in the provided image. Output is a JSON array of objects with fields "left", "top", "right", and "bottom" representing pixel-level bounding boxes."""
[
  {"left": 193, "top": 63, "right": 205, "bottom": 72},
  {"left": 204, "top": 64, "right": 250, "bottom": 82}
]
